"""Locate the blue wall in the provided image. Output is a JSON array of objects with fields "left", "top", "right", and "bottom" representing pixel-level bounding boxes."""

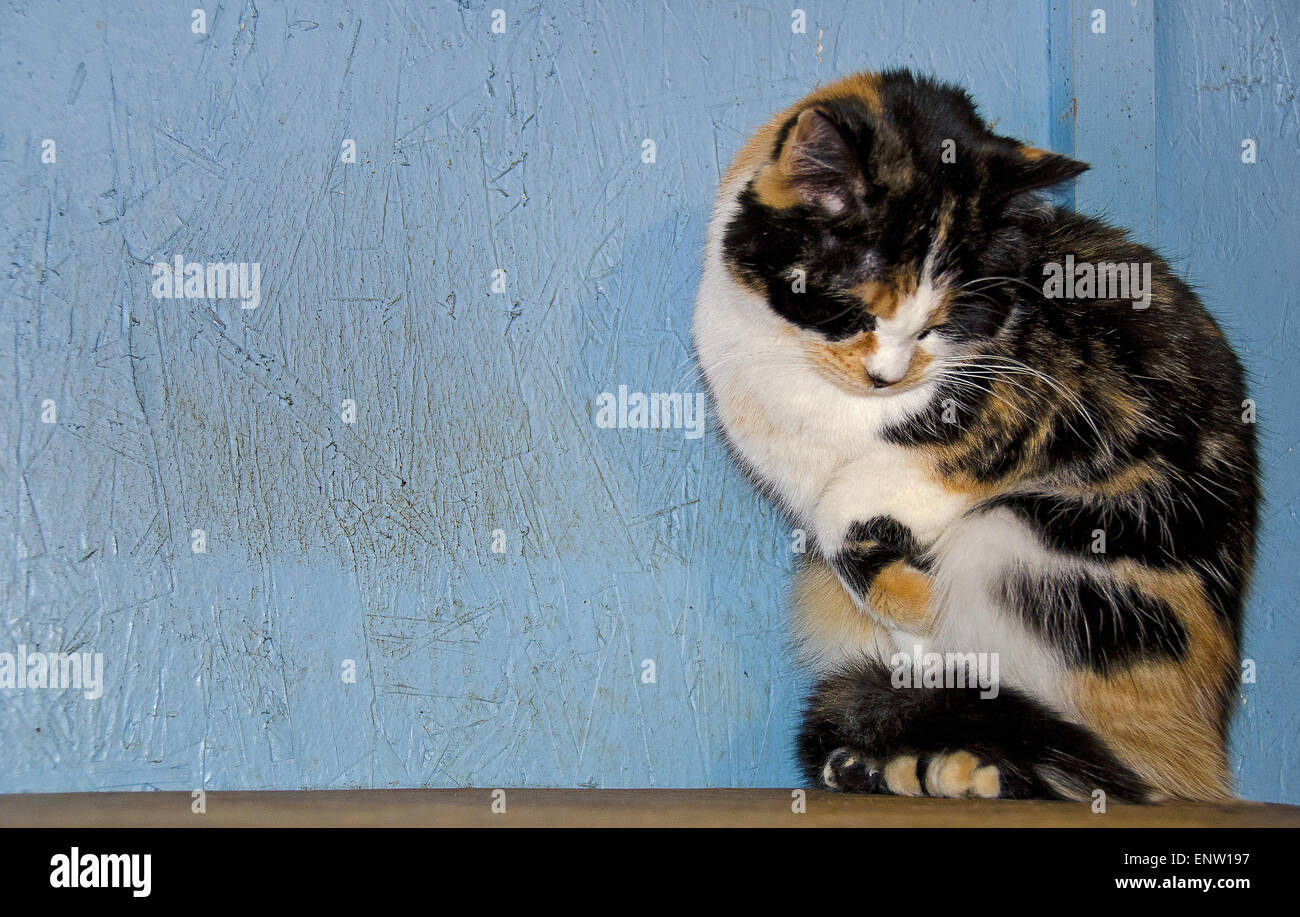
[
  {"left": 1, "top": 1, "right": 1295, "bottom": 800},
  {"left": 1154, "top": 2, "right": 1300, "bottom": 802}
]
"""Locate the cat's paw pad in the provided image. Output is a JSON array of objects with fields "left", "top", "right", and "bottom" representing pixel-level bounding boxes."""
[
  {"left": 821, "top": 746, "right": 883, "bottom": 792},
  {"left": 920, "top": 750, "right": 1001, "bottom": 798}
]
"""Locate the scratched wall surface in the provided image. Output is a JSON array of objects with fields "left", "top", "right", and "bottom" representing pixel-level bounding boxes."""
[
  {"left": 1153, "top": 3, "right": 1300, "bottom": 803},
  {"left": 0, "top": 1, "right": 1294, "bottom": 799}
]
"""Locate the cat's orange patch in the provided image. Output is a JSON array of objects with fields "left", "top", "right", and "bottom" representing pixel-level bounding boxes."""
[
  {"left": 722, "top": 73, "right": 883, "bottom": 189},
  {"left": 1094, "top": 379, "right": 1157, "bottom": 439},
  {"left": 751, "top": 162, "right": 802, "bottom": 210},
  {"left": 793, "top": 556, "right": 888, "bottom": 668},
  {"left": 846, "top": 277, "right": 919, "bottom": 319},
  {"left": 867, "top": 560, "right": 934, "bottom": 633},
  {"left": 803, "top": 331, "right": 877, "bottom": 393},
  {"left": 895, "top": 349, "right": 933, "bottom": 389},
  {"left": 1071, "top": 562, "right": 1235, "bottom": 801},
  {"left": 933, "top": 198, "right": 958, "bottom": 248},
  {"left": 806, "top": 72, "right": 884, "bottom": 113},
  {"left": 1073, "top": 663, "right": 1232, "bottom": 801},
  {"left": 1054, "top": 462, "right": 1165, "bottom": 501},
  {"left": 926, "top": 466, "right": 1002, "bottom": 502},
  {"left": 920, "top": 364, "right": 1091, "bottom": 487}
]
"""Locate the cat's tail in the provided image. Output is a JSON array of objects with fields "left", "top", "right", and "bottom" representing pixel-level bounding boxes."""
[{"left": 798, "top": 655, "right": 1152, "bottom": 802}]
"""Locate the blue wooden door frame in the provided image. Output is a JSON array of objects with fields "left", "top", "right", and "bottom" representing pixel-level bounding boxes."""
[{"left": 1051, "top": 0, "right": 1158, "bottom": 240}]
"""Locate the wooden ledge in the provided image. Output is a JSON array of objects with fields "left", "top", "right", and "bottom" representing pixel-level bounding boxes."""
[{"left": 2, "top": 788, "right": 1298, "bottom": 828}]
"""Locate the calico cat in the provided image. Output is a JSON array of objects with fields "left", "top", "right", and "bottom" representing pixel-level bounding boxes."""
[{"left": 693, "top": 69, "right": 1257, "bottom": 801}]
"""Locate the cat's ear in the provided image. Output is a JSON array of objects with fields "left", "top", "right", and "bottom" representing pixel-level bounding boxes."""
[
  {"left": 989, "top": 143, "right": 1088, "bottom": 197},
  {"left": 777, "top": 108, "right": 865, "bottom": 214}
]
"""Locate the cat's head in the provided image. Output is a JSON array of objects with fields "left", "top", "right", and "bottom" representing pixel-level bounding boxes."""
[{"left": 716, "top": 69, "right": 1087, "bottom": 398}]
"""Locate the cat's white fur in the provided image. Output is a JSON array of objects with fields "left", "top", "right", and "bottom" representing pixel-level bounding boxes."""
[{"left": 693, "top": 168, "right": 1075, "bottom": 718}]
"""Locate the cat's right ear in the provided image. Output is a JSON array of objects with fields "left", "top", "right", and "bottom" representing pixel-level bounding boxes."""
[
  {"left": 777, "top": 108, "right": 865, "bottom": 215},
  {"left": 988, "top": 143, "right": 1090, "bottom": 198}
]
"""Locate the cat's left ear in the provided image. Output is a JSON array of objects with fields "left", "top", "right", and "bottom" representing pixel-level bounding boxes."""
[
  {"left": 777, "top": 108, "right": 866, "bottom": 214},
  {"left": 989, "top": 143, "right": 1089, "bottom": 196}
]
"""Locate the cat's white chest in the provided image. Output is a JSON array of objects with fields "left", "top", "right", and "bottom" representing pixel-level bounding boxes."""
[
  {"left": 696, "top": 303, "right": 964, "bottom": 546},
  {"left": 725, "top": 395, "right": 968, "bottom": 551}
]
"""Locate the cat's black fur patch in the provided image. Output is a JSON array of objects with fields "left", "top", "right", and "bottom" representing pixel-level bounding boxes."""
[
  {"left": 724, "top": 186, "right": 879, "bottom": 339},
  {"left": 996, "top": 568, "right": 1189, "bottom": 672},
  {"left": 989, "top": 489, "right": 1242, "bottom": 584},
  {"left": 832, "top": 516, "right": 914, "bottom": 590}
]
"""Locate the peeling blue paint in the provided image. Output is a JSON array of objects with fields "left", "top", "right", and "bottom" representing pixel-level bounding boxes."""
[{"left": 0, "top": 1, "right": 1295, "bottom": 801}]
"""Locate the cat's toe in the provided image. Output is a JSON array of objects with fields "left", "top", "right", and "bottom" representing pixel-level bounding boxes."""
[
  {"left": 882, "top": 754, "right": 925, "bottom": 796},
  {"left": 875, "top": 750, "right": 1003, "bottom": 797},
  {"left": 922, "top": 750, "right": 1001, "bottom": 798},
  {"left": 821, "top": 746, "right": 883, "bottom": 792}
]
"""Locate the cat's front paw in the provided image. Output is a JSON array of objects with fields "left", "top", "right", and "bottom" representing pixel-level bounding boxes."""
[
  {"left": 820, "top": 746, "right": 884, "bottom": 792},
  {"left": 821, "top": 747, "right": 1003, "bottom": 798},
  {"left": 825, "top": 517, "right": 936, "bottom": 632},
  {"left": 828, "top": 516, "right": 920, "bottom": 604}
]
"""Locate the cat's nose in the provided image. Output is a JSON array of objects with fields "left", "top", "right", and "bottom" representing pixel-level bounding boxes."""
[{"left": 863, "top": 348, "right": 911, "bottom": 388}]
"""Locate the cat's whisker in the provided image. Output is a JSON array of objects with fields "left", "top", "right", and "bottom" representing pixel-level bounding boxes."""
[
  {"left": 948, "top": 293, "right": 1007, "bottom": 313},
  {"left": 946, "top": 356, "right": 1104, "bottom": 441},
  {"left": 932, "top": 374, "right": 1036, "bottom": 424},
  {"left": 935, "top": 360, "right": 1099, "bottom": 442},
  {"left": 957, "top": 274, "right": 1045, "bottom": 298}
]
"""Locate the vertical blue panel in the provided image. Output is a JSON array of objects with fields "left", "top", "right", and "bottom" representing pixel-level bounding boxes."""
[
  {"left": 1069, "top": 0, "right": 1158, "bottom": 240},
  {"left": 1047, "top": 0, "right": 1077, "bottom": 208}
]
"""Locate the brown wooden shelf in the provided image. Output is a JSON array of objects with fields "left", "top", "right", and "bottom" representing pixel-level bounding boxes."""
[{"left": 3, "top": 788, "right": 1298, "bottom": 828}]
